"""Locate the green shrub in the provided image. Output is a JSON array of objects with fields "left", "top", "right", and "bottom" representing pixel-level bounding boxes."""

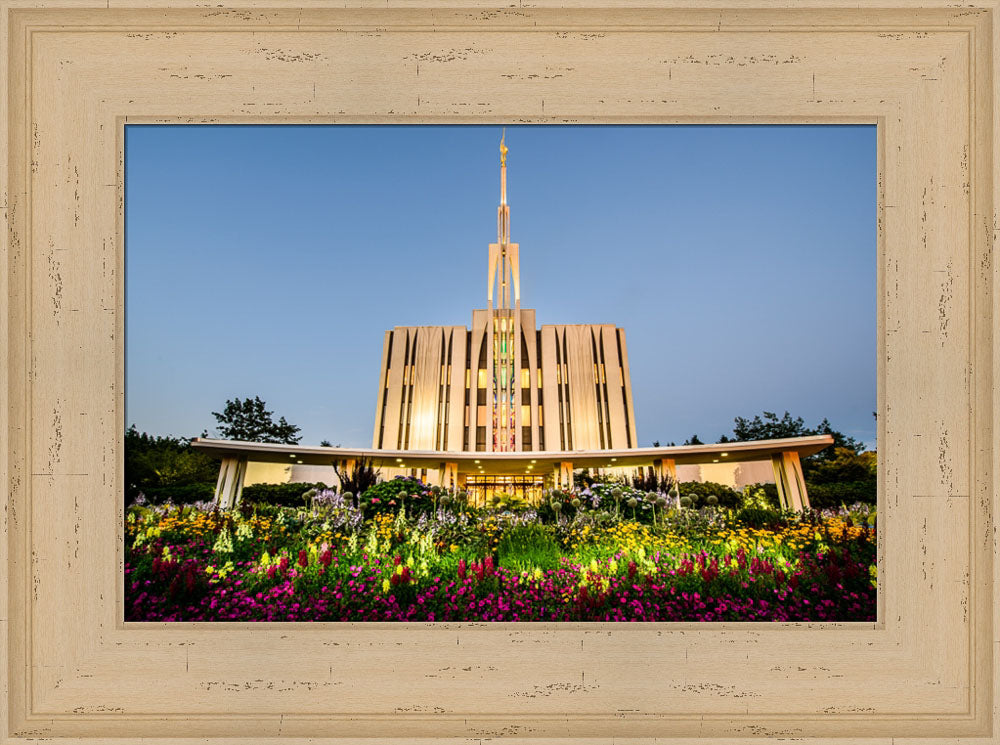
[
  {"left": 804, "top": 480, "right": 876, "bottom": 510},
  {"left": 136, "top": 482, "right": 215, "bottom": 505},
  {"left": 487, "top": 493, "right": 532, "bottom": 512},
  {"left": 735, "top": 506, "right": 782, "bottom": 528},
  {"left": 678, "top": 481, "right": 742, "bottom": 510},
  {"left": 240, "top": 481, "right": 329, "bottom": 508},
  {"left": 360, "top": 476, "right": 434, "bottom": 516},
  {"left": 753, "top": 480, "right": 875, "bottom": 511}
]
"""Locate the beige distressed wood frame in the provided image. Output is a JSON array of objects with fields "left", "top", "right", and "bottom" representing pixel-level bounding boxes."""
[{"left": 1, "top": 1, "right": 997, "bottom": 742}]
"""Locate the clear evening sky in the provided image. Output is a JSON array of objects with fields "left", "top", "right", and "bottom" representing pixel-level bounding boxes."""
[{"left": 125, "top": 124, "right": 876, "bottom": 450}]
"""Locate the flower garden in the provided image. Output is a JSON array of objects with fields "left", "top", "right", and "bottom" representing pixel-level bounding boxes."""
[{"left": 125, "top": 478, "right": 877, "bottom": 622}]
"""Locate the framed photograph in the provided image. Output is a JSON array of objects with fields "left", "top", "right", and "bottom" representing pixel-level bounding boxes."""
[{"left": 2, "top": 1, "right": 997, "bottom": 742}]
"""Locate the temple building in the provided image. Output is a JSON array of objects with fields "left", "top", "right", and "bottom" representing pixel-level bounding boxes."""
[
  {"left": 370, "top": 135, "right": 637, "bottom": 500},
  {"left": 192, "top": 134, "right": 832, "bottom": 510}
]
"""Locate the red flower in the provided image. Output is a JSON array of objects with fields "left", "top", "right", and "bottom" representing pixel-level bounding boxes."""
[
  {"left": 319, "top": 549, "right": 332, "bottom": 568},
  {"left": 297, "top": 550, "right": 308, "bottom": 568},
  {"left": 457, "top": 559, "right": 467, "bottom": 580}
]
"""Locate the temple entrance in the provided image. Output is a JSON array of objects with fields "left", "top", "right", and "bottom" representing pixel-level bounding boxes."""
[{"left": 464, "top": 475, "right": 546, "bottom": 507}]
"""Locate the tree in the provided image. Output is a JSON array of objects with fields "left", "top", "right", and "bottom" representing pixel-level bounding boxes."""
[
  {"left": 210, "top": 396, "right": 302, "bottom": 444},
  {"left": 729, "top": 410, "right": 862, "bottom": 458},
  {"left": 320, "top": 439, "right": 332, "bottom": 447},
  {"left": 124, "top": 424, "right": 219, "bottom": 503},
  {"left": 683, "top": 434, "right": 703, "bottom": 445},
  {"left": 732, "top": 411, "right": 808, "bottom": 441}
]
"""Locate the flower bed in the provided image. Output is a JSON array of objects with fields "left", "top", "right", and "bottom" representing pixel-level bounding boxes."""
[{"left": 125, "top": 483, "right": 876, "bottom": 622}]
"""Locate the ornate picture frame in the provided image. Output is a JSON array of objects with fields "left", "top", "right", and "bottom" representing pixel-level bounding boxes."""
[{"left": 1, "top": 1, "right": 996, "bottom": 741}]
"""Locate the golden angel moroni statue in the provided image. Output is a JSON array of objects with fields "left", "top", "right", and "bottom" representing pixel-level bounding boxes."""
[{"left": 500, "top": 128, "right": 508, "bottom": 167}]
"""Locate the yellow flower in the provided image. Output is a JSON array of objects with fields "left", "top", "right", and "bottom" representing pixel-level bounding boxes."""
[{"left": 382, "top": 578, "right": 391, "bottom": 593}]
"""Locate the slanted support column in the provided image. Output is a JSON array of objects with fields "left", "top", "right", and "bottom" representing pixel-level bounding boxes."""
[
  {"left": 442, "top": 462, "right": 458, "bottom": 490},
  {"left": 214, "top": 456, "right": 248, "bottom": 509},
  {"left": 771, "top": 451, "right": 809, "bottom": 511},
  {"left": 558, "top": 461, "right": 574, "bottom": 490},
  {"left": 653, "top": 458, "right": 677, "bottom": 487}
]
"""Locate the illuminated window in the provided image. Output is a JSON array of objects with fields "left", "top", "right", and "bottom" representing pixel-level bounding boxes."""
[
  {"left": 521, "top": 405, "right": 531, "bottom": 422},
  {"left": 464, "top": 405, "right": 469, "bottom": 426},
  {"left": 556, "top": 367, "right": 561, "bottom": 384},
  {"left": 448, "top": 364, "right": 452, "bottom": 384},
  {"left": 477, "top": 369, "right": 487, "bottom": 387},
  {"left": 465, "top": 368, "right": 470, "bottom": 388},
  {"left": 521, "top": 368, "right": 530, "bottom": 388},
  {"left": 537, "top": 369, "right": 543, "bottom": 388},
  {"left": 600, "top": 364, "right": 606, "bottom": 383},
  {"left": 538, "top": 404, "right": 543, "bottom": 423}
]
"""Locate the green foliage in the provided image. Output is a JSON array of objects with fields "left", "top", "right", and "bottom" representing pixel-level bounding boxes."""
[
  {"left": 487, "top": 493, "right": 532, "bottom": 512},
  {"left": 806, "top": 447, "right": 877, "bottom": 484},
  {"left": 497, "top": 523, "right": 562, "bottom": 572},
  {"left": 803, "top": 481, "right": 877, "bottom": 510},
  {"left": 210, "top": 396, "right": 302, "bottom": 444},
  {"left": 138, "top": 483, "right": 216, "bottom": 505},
  {"left": 728, "top": 411, "right": 864, "bottom": 466},
  {"left": 124, "top": 425, "right": 219, "bottom": 504},
  {"left": 678, "top": 481, "right": 742, "bottom": 510},
  {"left": 241, "top": 481, "right": 329, "bottom": 508},
  {"left": 741, "top": 484, "right": 776, "bottom": 510},
  {"left": 735, "top": 506, "right": 783, "bottom": 529},
  {"left": 360, "top": 476, "right": 434, "bottom": 516}
]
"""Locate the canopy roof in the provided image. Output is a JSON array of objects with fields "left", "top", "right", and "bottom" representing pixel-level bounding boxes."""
[{"left": 190, "top": 435, "right": 834, "bottom": 475}]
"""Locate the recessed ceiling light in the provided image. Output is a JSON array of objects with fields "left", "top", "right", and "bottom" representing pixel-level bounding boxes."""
[
  {"left": 721, "top": 452, "right": 729, "bottom": 457},
  {"left": 712, "top": 459, "right": 719, "bottom": 463},
  {"left": 475, "top": 460, "right": 480, "bottom": 463},
  {"left": 396, "top": 458, "right": 402, "bottom": 462},
  {"left": 289, "top": 454, "right": 296, "bottom": 458},
  {"left": 611, "top": 458, "right": 617, "bottom": 461}
]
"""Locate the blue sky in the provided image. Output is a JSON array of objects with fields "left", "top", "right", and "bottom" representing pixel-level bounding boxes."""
[{"left": 125, "top": 124, "right": 876, "bottom": 449}]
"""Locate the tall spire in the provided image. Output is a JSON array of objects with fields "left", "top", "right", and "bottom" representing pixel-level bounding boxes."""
[
  {"left": 500, "top": 128, "right": 508, "bottom": 206},
  {"left": 485, "top": 128, "right": 521, "bottom": 452},
  {"left": 498, "top": 129, "right": 510, "bottom": 245}
]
